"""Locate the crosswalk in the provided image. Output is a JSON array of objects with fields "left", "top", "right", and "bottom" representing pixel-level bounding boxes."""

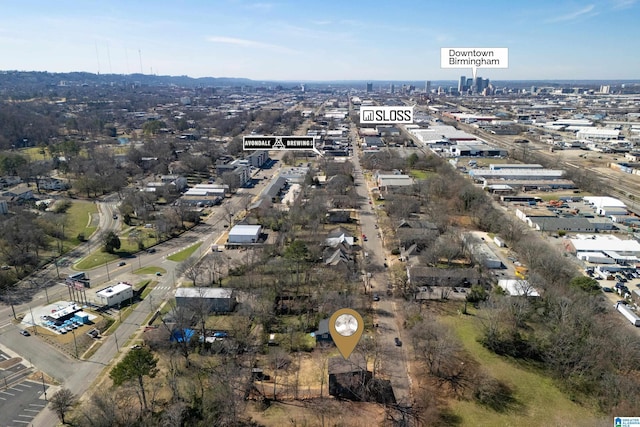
[{"left": 154, "top": 286, "right": 171, "bottom": 292}]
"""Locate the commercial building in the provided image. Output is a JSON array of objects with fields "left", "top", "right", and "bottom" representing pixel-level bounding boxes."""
[
  {"left": 227, "top": 224, "right": 262, "bottom": 244},
  {"left": 450, "top": 143, "right": 507, "bottom": 157},
  {"left": 569, "top": 235, "right": 640, "bottom": 264},
  {"left": 469, "top": 168, "right": 564, "bottom": 181},
  {"left": 576, "top": 128, "right": 621, "bottom": 141},
  {"left": 376, "top": 174, "right": 414, "bottom": 190},
  {"left": 175, "top": 287, "right": 236, "bottom": 313},
  {"left": 96, "top": 283, "right": 133, "bottom": 307}
]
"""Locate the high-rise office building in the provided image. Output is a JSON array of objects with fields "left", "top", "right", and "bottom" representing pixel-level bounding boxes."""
[
  {"left": 458, "top": 76, "right": 466, "bottom": 92},
  {"left": 390, "top": 83, "right": 395, "bottom": 94},
  {"left": 366, "top": 82, "right": 373, "bottom": 93},
  {"left": 425, "top": 81, "right": 431, "bottom": 93}
]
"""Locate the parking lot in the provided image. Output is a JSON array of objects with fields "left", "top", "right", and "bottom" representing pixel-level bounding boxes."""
[
  {"left": 0, "top": 380, "right": 48, "bottom": 427},
  {"left": 0, "top": 349, "right": 49, "bottom": 427}
]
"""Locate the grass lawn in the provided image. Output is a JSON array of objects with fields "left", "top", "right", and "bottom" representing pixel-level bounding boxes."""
[
  {"left": 74, "top": 227, "right": 160, "bottom": 270},
  {"left": 167, "top": 242, "right": 202, "bottom": 262},
  {"left": 532, "top": 191, "right": 591, "bottom": 202},
  {"left": 65, "top": 201, "right": 98, "bottom": 248},
  {"left": 121, "top": 228, "right": 158, "bottom": 252},
  {"left": 134, "top": 266, "right": 167, "bottom": 275},
  {"left": 440, "top": 307, "right": 605, "bottom": 426},
  {"left": 138, "top": 280, "right": 156, "bottom": 299},
  {"left": 205, "top": 314, "right": 247, "bottom": 331},
  {"left": 409, "top": 169, "right": 435, "bottom": 180},
  {"left": 21, "top": 146, "right": 47, "bottom": 161}
]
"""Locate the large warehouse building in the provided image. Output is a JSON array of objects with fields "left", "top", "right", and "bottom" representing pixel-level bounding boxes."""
[{"left": 469, "top": 168, "right": 564, "bottom": 181}]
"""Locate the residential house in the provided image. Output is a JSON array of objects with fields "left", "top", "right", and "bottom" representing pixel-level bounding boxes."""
[
  {"left": 160, "top": 175, "right": 188, "bottom": 192},
  {"left": 407, "top": 266, "right": 480, "bottom": 288},
  {"left": 326, "top": 209, "right": 354, "bottom": 224},
  {"left": 0, "top": 176, "right": 22, "bottom": 189},
  {"left": 324, "top": 227, "right": 355, "bottom": 248},
  {"left": 39, "top": 178, "right": 70, "bottom": 191},
  {"left": 314, "top": 318, "right": 333, "bottom": 345},
  {"left": 396, "top": 219, "right": 439, "bottom": 250},
  {"left": 328, "top": 357, "right": 396, "bottom": 404},
  {"left": 2, "top": 184, "right": 34, "bottom": 202}
]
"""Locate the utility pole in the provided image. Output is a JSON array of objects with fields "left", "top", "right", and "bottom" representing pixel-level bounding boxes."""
[
  {"left": 71, "top": 328, "right": 78, "bottom": 358},
  {"left": 7, "top": 292, "right": 16, "bottom": 320},
  {"left": 41, "top": 373, "right": 47, "bottom": 401},
  {"left": 29, "top": 306, "right": 38, "bottom": 335}
]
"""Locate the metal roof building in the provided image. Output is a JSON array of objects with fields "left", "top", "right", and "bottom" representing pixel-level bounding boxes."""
[{"left": 228, "top": 224, "right": 262, "bottom": 244}]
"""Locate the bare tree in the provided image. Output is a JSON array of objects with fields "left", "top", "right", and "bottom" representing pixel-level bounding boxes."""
[{"left": 49, "top": 388, "right": 76, "bottom": 424}]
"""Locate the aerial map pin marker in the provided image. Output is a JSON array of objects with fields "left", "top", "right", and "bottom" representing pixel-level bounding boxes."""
[{"left": 329, "top": 308, "right": 364, "bottom": 359}]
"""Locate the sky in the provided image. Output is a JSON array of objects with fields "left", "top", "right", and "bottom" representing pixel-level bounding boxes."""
[{"left": 0, "top": 0, "right": 639, "bottom": 81}]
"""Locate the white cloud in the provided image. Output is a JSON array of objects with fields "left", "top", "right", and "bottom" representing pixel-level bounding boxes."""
[
  {"left": 610, "top": 0, "right": 637, "bottom": 9},
  {"left": 546, "top": 5, "right": 597, "bottom": 22},
  {"left": 207, "top": 36, "right": 298, "bottom": 54}
]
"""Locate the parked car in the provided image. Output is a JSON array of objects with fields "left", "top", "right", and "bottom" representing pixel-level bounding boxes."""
[
  {"left": 373, "top": 293, "right": 380, "bottom": 301},
  {"left": 602, "top": 287, "right": 613, "bottom": 293},
  {"left": 394, "top": 337, "right": 402, "bottom": 347},
  {"left": 19, "top": 329, "right": 30, "bottom": 336}
]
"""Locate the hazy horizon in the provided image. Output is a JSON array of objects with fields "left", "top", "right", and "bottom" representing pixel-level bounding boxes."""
[{"left": 3, "top": 70, "right": 640, "bottom": 86}]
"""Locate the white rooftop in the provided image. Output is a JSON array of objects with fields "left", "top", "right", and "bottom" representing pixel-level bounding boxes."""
[
  {"left": 175, "top": 287, "right": 234, "bottom": 299},
  {"left": 583, "top": 196, "right": 626, "bottom": 209},
  {"left": 229, "top": 224, "right": 261, "bottom": 236},
  {"left": 498, "top": 279, "right": 540, "bottom": 297},
  {"left": 571, "top": 235, "right": 640, "bottom": 254},
  {"left": 96, "top": 282, "right": 132, "bottom": 297}
]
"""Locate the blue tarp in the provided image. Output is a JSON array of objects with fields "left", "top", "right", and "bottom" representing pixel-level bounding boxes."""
[{"left": 170, "top": 328, "right": 195, "bottom": 343}]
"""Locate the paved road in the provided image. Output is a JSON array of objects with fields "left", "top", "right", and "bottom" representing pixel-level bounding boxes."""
[{"left": 350, "top": 125, "right": 412, "bottom": 406}]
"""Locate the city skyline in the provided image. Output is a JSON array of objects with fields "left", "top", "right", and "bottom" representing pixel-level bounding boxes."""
[{"left": 1, "top": 0, "right": 639, "bottom": 81}]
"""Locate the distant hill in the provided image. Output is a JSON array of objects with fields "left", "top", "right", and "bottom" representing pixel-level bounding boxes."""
[
  {"left": 1, "top": 70, "right": 638, "bottom": 90},
  {"left": 0, "top": 70, "right": 258, "bottom": 88}
]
